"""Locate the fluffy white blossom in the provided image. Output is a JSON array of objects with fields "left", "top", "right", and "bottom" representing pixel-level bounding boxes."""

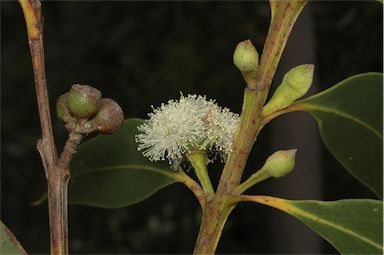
[
  {"left": 202, "top": 107, "right": 240, "bottom": 158},
  {"left": 135, "top": 94, "right": 239, "bottom": 168}
]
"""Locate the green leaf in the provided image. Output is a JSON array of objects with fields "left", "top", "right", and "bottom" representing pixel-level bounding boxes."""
[
  {"left": 298, "top": 73, "right": 383, "bottom": 198},
  {"left": 244, "top": 196, "right": 383, "bottom": 254},
  {"left": 0, "top": 221, "right": 27, "bottom": 255},
  {"left": 69, "top": 118, "right": 179, "bottom": 208}
]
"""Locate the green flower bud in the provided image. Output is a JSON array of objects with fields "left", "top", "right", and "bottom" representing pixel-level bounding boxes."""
[
  {"left": 95, "top": 98, "right": 124, "bottom": 134},
  {"left": 233, "top": 39, "right": 259, "bottom": 73},
  {"left": 262, "top": 149, "right": 297, "bottom": 178},
  {"left": 67, "top": 84, "right": 102, "bottom": 119},
  {"left": 263, "top": 64, "right": 314, "bottom": 116},
  {"left": 56, "top": 93, "right": 68, "bottom": 122}
]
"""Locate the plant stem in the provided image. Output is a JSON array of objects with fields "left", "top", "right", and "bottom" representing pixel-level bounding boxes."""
[
  {"left": 216, "top": 89, "right": 264, "bottom": 194},
  {"left": 260, "top": 102, "right": 303, "bottom": 128},
  {"left": 193, "top": 2, "right": 308, "bottom": 254},
  {"left": 233, "top": 169, "right": 270, "bottom": 195},
  {"left": 175, "top": 170, "right": 206, "bottom": 210},
  {"left": 216, "top": 0, "right": 308, "bottom": 195},
  {"left": 19, "top": 1, "right": 83, "bottom": 254},
  {"left": 255, "top": 0, "right": 308, "bottom": 91},
  {"left": 58, "top": 133, "right": 83, "bottom": 168},
  {"left": 19, "top": 0, "right": 57, "bottom": 168},
  {"left": 46, "top": 167, "right": 69, "bottom": 255},
  {"left": 187, "top": 151, "right": 214, "bottom": 198},
  {"left": 193, "top": 196, "right": 235, "bottom": 255},
  {"left": 46, "top": 133, "right": 82, "bottom": 255},
  {"left": 193, "top": 89, "right": 264, "bottom": 255}
]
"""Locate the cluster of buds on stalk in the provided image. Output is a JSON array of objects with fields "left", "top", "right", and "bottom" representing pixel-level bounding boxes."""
[
  {"left": 56, "top": 84, "right": 124, "bottom": 135},
  {"left": 232, "top": 39, "right": 314, "bottom": 186}
]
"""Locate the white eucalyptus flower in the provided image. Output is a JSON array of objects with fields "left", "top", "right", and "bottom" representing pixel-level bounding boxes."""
[
  {"left": 202, "top": 106, "right": 240, "bottom": 158},
  {"left": 135, "top": 94, "right": 239, "bottom": 168}
]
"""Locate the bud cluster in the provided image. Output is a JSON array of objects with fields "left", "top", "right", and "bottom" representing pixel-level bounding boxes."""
[{"left": 56, "top": 84, "right": 124, "bottom": 135}]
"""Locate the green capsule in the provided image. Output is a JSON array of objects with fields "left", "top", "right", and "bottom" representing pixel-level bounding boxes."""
[
  {"left": 56, "top": 93, "right": 68, "bottom": 122},
  {"left": 233, "top": 39, "right": 259, "bottom": 73},
  {"left": 67, "top": 84, "right": 102, "bottom": 119},
  {"left": 263, "top": 64, "right": 314, "bottom": 116},
  {"left": 262, "top": 149, "right": 297, "bottom": 178}
]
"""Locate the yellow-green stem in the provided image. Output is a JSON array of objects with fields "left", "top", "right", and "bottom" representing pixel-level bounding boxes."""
[
  {"left": 261, "top": 102, "right": 304, "bottom": 128},
  {"left": 187, "top": 151, "right": 214, "bottom": 197},
  {"left": 175, "top": 168, "right": 206, "bottom": 210},
  {"left": 216, "top": 0, "right": 309, "bottom": 198},
  {"left": 193, "top": 2, "right": 308, "bottom": 254},
  {"left": 193, "top": 89, "right": 264, "bottom": 255},
  {"left": 217, "top": 88, "right": 265, "bottom": 195},
  {"left": 233, "top": 169, "right": 270, "bottom": 195}
]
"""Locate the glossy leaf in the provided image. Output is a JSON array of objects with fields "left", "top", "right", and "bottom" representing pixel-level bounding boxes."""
[
  {"left": 244, "top": 195, "right": 383, "bottom": 254},
  {"left": 69, "top": 118, "right": 180, "bottom": 208},
  {"left": 0, "top": 221, "right": 27, "bottom": 255},
  {"left": 298, "top": 73, "right": 383, "bottom": 198}
]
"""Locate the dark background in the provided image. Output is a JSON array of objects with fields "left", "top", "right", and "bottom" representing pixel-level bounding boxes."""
[{"left": 2, "top": 1, "right": 382, "bottom": 254}]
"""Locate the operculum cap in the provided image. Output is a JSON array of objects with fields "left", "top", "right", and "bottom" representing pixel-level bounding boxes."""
[
  {"left": 67, "top": 84, "right": 102, "bottom": 119},
  {"left": 233, "top": 39, "right": 259, "bottom": 73},
  {"left": 262, "top": 149, "right": 297, "bottom": 178},
  {"left": 95, "top": 98, "right": 124, "bottom": 134}
]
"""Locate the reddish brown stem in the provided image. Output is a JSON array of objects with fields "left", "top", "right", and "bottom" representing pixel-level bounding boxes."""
[
  {"left": 19, "top": 1, "right": 82, "bottom": 254},
  {"left": 19, "top": 0, "right": 57, "bottom": 169},
  {"left": 47, "top": 133, "right": 82, "bottom": 255},
  {"left": 47, "top": 168, "right": 69, "bottom": 255}
]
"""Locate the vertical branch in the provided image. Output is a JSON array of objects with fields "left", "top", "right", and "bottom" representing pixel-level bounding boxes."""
[
  {"left": 217, "top": 0, "right": 309, "bottom": 195},
  {"left": 19, "top": 1, "right": 71, "bottom": 255},
  {"left": 193, "top": 1, "right": 309, "bottom": 254},
  {"left": 48, "top": 133, "right": 82, "bottom": 255},
  {"left": 19, "top": 0, "right": 57, "bottom": 169},
  {"left": 256, "top": 0, "right": 308, "bottom": 91}
]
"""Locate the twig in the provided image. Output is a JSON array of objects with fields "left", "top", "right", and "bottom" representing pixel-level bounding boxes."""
[
  {"left": 193, "top": 1, "right": 308, "bottom": 254},
  {"left": 48, "top": 133, "right": 82, "bottom": 255},
  {"left": 19, "top": 0, "right": 57, "bottom": 170},
  {"left": 58, "top": 133, "right": 83, "bottom": 168},
  {"left": 175, "top": 170, "right": 207, "bottom": 210},
  {"left": 260, "top": 102, "right": 303, "bottom": 128},
  {"left": 18, "top": 1, "right": 81, "bottom": 254}
]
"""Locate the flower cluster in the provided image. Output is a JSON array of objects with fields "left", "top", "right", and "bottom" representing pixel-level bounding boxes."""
[{"left": 135, "top": 94, "right": 240, "bottom": 168}]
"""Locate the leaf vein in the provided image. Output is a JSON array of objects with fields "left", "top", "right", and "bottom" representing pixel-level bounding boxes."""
[
  {"left": 291, "top": 205, "right": 382, "bottom": 251},
  {"left": 71, "top": 164, "right": 178, "bottom": 180},
  {"left": 300, "top": 103, "right": 382, "bottom": 139}
]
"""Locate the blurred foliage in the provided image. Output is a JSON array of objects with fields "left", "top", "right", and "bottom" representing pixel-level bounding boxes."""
[{"left": 1, "top": 1, "right": 382, "bottom": 254}]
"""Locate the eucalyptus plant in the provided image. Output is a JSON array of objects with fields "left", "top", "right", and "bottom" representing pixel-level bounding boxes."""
[{"left": 1, "top": 0, "right": 382, "bottom": 254}]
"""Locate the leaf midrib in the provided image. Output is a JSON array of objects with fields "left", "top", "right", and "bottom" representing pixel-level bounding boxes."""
[
  {"left": 71, "top": 164, "right": 177, "bottom": 180},
  {"left": 299, "top": 103, "right": 382, "bottom": 139},
  {"left": 290, "top": 203, "right": 383, "bottom": 251}
]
